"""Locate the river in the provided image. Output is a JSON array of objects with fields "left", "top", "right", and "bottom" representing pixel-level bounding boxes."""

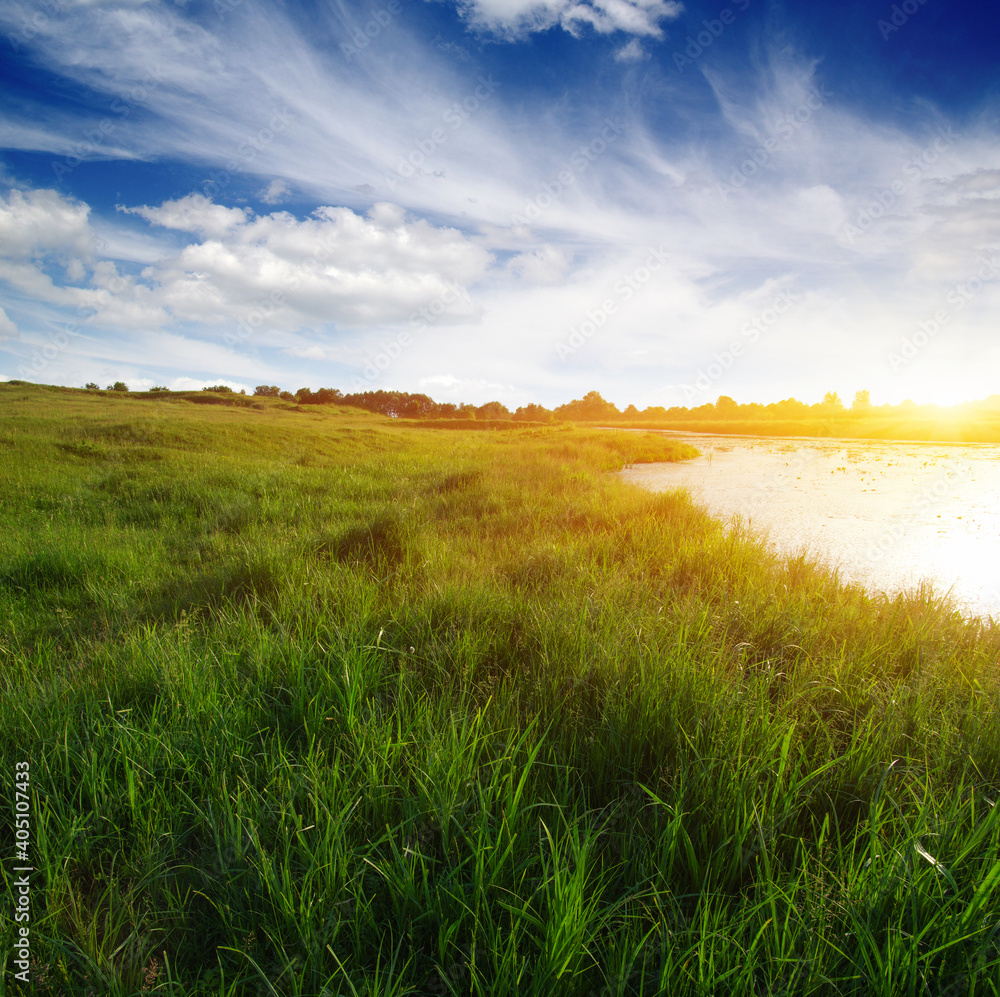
[{"left": 620, "top": 433, "right": 1000, "bottom": 621}]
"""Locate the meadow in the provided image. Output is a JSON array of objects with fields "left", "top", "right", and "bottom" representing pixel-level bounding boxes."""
[{"left": 1, "top": 382, "right": 999, "bottom": 996}]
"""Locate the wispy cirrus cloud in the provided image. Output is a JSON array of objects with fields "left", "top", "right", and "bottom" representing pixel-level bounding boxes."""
[{"left": 1, "top": 1, "right": 999, "bottom": 407}]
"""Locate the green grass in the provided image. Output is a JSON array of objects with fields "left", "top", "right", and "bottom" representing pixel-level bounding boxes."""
[{"left": 1, "top": 382, "right": 999, "bottom": 996}]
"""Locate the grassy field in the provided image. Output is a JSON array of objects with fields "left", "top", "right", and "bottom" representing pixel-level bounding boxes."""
[{"left": 1, "top": 382, "right": 999, "bottom": 996}]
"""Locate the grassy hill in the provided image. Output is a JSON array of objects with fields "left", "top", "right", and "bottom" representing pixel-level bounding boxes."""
[{"left": 1, "top": 382, "right": 998, "bottom": 995}]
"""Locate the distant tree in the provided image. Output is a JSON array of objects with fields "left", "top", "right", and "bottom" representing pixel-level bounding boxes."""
[
  {"left": 400, "top": 393, "right": 438, "bottom": 418},
  {"left": 295, "top": 387, "right": 313, "bottom": 404},
  {"left": 554, "top": 390, "right": 619, "bottom": 422},
  {"left": 203, "top": 384, "right": 233, "bottom": 393},
  {"left": 715, "top": 395, "right": 739, "bottom": 415},
  {"left": 150, "top": 385, "right": 169, "bottom": 392},
  {"left": 308, "top": 387, "right": 343, "bottom": 405},
  {"left": 279, "top": 391, "right": 295, "bottom": 401},
  {"left": 822, "top": 391, "right": 844, "bottom": 409},
  {"left": 85, "top": 382, "right": 99, "bottom": 390},
  {"left": 513, "top": 403, "right": 552, "bottom": 422},
  {"left": 476, "top": 400, "right": 512, "bottom": 420},
  {"left": 621, "top": 404, "right": 640, "bottom": 419},
  {"left": 254, "top": 385, "right": 281, "bottom": 397},
  {"left": 108, "top": 381, "right": 129, "bottom": 392},
  {"left": 852, "top": 389, "right": 871, "bottom": 410},
  {"left": 458, "top": 403, "right": 477, "bottom": 419},
  {"left": 437, "top": 402, "right": 460, "bottom": 419},
  {"left": 767, "top": 397, "right": 808, "bottom": 419}
]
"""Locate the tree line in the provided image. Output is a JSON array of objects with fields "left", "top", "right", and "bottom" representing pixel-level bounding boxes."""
[
  {"left": 249, "top": 386, "right": 956, "bottom": 422},
  {"left": 83, "top": 382, "right": 998, "bottom": 421}
]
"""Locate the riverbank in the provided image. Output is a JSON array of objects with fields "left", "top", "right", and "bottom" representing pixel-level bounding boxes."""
[
  {"left": 620, "top": 432, "right": 1000, "bottom": 622},
  {"left": 1, "top": 387, "right": 998, "bottom": 995}
]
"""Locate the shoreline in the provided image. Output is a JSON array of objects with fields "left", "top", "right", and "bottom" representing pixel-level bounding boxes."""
[{"left": 619, "top": 432, "right": 1000, "bottom": 625}]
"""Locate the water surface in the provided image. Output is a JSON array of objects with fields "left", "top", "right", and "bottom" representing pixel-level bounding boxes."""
[{"left": 621, "top": 433, "right": 1000, "bottom": 620}]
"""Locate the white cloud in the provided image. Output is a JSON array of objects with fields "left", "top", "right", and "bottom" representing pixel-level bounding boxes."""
[
  {"left": 0, "top": 188, "right": 493, "bottom": 337},
  {"left": 284, "top": 345, "right": 327, "bottom": 359},
  {"left": 260, "top": 179, "right": 291, "bottom": 205},
  {"left": 142, "top": 196, "right": 493, "bottom": 329},
  {"left": 167, "top": 376, "right": 248, "bottom": 392},
  {"left": 451, "top": 0, "right": 683, "bottom": 39},
  {"left": 419, "top": 373, "right": 515, "bottom": 398},
  {"left": 0, "top": 118, "right": 140, "bottom": 160},
  {"left": 0, "top": 188, "right": 94, "bottom": 259},
  {"left": 506, "top": 245, "right": 571, "bottom": 284},
  {"left": 614, "top": 38, "right": 648, "bottom": 62},
  {"left": 122, "top": 194, "right": 249, "bottom": 239},
  {"left": 0, "top": 306, "right": 18, "bottom": 340}
]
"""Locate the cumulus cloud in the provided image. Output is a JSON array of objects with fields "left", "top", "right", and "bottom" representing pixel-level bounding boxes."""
[
  {"left": 142, "top": 195, "right": 492, "bottom": 329},
  {"left": 259, "top": 179, "right": 291, "bottom": 205},
  {"left": 0, "top": 188, "right": 493, "bottom": 337},
  {"left": 0, "top": 188, "right": 94, "bottom": 259},
  {"left": 450, "top": 0, "right": 683, "bottom": 39},
  {"left": 122, "top": 194, "right": 249, "bottom": 239}
]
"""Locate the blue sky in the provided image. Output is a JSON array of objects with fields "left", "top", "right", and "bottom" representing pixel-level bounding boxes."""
[{"left": 2, "top": 0, "right": 999, "bottom": 409}]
